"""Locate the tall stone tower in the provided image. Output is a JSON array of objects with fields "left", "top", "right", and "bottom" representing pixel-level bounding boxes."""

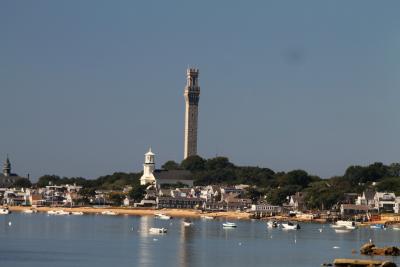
[{"left": 184, "top": 68, "right": 200, "bottom": 159}]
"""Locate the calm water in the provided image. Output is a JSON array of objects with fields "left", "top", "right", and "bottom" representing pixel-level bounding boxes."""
[{"left": 0, "top": 213, "right": 399, "bottom": 267}]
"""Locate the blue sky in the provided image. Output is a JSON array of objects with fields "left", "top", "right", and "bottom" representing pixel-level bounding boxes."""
[{"left": 1, "top": 1, "right": 400, "bottom": 180}]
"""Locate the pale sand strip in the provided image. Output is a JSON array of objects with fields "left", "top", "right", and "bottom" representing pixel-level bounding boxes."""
[{"left": 5, "top": 206, "right": 251, "bottom": 220}]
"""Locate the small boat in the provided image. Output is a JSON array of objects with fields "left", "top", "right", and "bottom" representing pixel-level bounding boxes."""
[
  {"left": 334, "top": 220, "right": 356, "bottom": 228},
  {"left": 335, "top": 229, "right": 351, "bottom": 233},
  {"left": 101, "top": 211, "right": 117, "bottom": 216},
  {"left": 23, "top": 209, "right": 37, "bottom": 214},
  {"left": 71, "top": 211, "right": 84, "bottom": 215},
  {"left": 267, "top": 221, "right": 279, "bottom": 228},
  {"left": 392, "top": 226, "right": 400, "bottom": 231},
  {"left": 155, "top": 213, "right": 171, "bottom": 220},
  {"left": 149, "top": 227, "right": 167, "bottom": 234},
  {"left": 183, "top": 221, "right": 193, "bottom": 227},
  {"left": 281, "top": 222, "right": 300, "bottom": 230},
  {"left": 47, "top": 210, "right": 58, "bottom": 215},
  {"left": 201, "top": 215, "right": 214, "bottom": 220},
  {"left": 0, "top": 208, "right": 10, "bottom": 214},
  {"left": 222, "top": 222, "right": 237, "bottom": 228},
  {"left": 55, "top": 210, "right": 71, "bottom": 215},
  {"left": 370, "top": 224, "right": 386, "bottom": 229},
  {"left": 345, "top": 225, "right": 357, "bottom": 230}
]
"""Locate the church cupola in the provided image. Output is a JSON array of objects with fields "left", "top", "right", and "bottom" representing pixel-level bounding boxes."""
[
  {"left": 145, "top": 148, "right": 155, "bottom": 164},
  {"left": 3, "top": 155, "right": 11, "bottom": 177},
  {"left": 140, "top": 148, "right": 156, "bottom": 185}
]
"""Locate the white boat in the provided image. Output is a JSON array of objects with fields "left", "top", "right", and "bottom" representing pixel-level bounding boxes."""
[
  {"left": 155, "top": 213, "right": 171, "bottom": 220},
  {"left": 201, "top": 215, "right": 214, "bottom": 220},
  {"left": 335, "top": 220, "right": 356, "bottom": 228},
  {"left": 335, "top": 229, "right": 351, "bottom": 233},
  {"left": 47, "top": 210, "right": 58, "bottom": 215},
  {"left": 149, "top": 227, "right": 167, "bottom": 234},
  {"left": 23, "top": 209, "right": 37, "bottom": 214},
  {"left": 281, "top": 222, "right": 300, "bottom": 230},
  {"left": 101, "top": 211, "right": 117, "bottom": 216},
  {"left": 267, "top": 221, "right": 279, "bottom": 228},
  {"left": 59, "top": 210, "right": 71, "bottom": 215},
  {"left": 0, "top": 208, "right": 10, "bottom": 214},
  {"left": 222, "top": 222, "right": 237, "bottom": 228},
  {"left": 392, "top": 226, "right": 400, "bottom": 231},
  {"left": 370, "top": 224, "right": 386, "bottom": 229},
  {"left": 183, "top": 221, "right": 193, "bottom": 227},
  {"left": 345, "top": 225, "right": 357, "bottom": 230},
  {"left": 72, "top": 211, "right": 84, "bottom": 215}
]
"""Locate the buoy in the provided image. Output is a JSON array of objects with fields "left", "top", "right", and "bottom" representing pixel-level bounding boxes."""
[
  {"left": 238, "top": 242, "right": 242, "bottom": 246},
  {"left": 319, "top": 228, "right": 323, "bottom": 232},
  {"left": 8, "top": 221, "right": 12, "bottom": 226}
]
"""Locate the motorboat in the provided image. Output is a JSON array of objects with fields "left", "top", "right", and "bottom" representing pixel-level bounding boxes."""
[
  {"left": 370, "top": 224, "right": 386, "bottom": 229},
  {"left": 23, "top": 209, "right": 37, "bottom": 214},
  {"left": 345, "top": 225, "right": 357, "bottom": 230},
  {"left": 335, "top": 229, "right": 351, "bottom": 233},
  {"left": 334, "top": 220, "right": 356, "bottom": 228},
  {"left": 392, "top": 225, "right": 400, "bottom": 231},
  {"left": 155, "top": 213, "right": 171, "bottom": 220},
  {"left": 201, "top": 215, "right": 214, "bottom": 220},
  {"left": 71, "top": 211, "right": 84, "bottom": 215},
  {"left": 222, "top": 222, "right": 237, "bottom": 228},
  {"left": 47, "top": 210, "right": 58, "bottom": 215},
  {"left": 0, "top": 208, "right": 10, "bottom": 214},
  {"left": 182, "top": 221, "right": 193, "bottom": 227},
  {"left": 149, "top": 227, "right": 167, "bottom": 234},
  {"left": 281, "top": 222, "right": 300, "bottom": 230},
  {"left": 101, "top": 211, "right": 117, "bottom": 216},
  {"left": 267, "top": 221, "right": 279, "bottom": 228}
]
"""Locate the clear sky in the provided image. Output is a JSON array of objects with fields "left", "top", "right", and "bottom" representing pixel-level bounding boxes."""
[{"left": 1, "top": 1, "right": 399, "bottom": 180}]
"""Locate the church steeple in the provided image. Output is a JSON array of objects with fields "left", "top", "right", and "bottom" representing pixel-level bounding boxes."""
[
  {"left": 3, "top": 155, "right": 11, "bottom": 177},
  {"left": 140, "top": 148, "right": 156, "bottom": 185}
]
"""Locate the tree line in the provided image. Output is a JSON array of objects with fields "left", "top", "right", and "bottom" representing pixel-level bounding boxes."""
[{"left": 13, "top": 156, "right": 400, "bottom": 210}]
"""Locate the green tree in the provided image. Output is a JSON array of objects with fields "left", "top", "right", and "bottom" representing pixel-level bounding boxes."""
[
  {"left": 181, "top": 155, "right": 206, "bottom": 172},
  {"left": 36, "top": 175, "right": 61, "bottom": 187},
  {"left": 376, "top": 177, "right": 400, "bottom": 195},
  {"left": 267, "top": 185, "right": 302, "bottom": 205},
  {"left": 108, "top": 192, "right": 125, "bottom": 206},
  {"left": 162, "top": 160, "right": 181, "bottom": 170},
  {"left": 205, "top": 157, "right": 235, "bottom": 170},
  {"left": 128, "top": 185, "right": 147, "bottom": 202}
]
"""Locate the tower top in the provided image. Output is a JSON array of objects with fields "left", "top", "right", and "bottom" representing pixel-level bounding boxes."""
[
  {"left": 3, "top": 155, "right": 11, "bottom": 177},
  {"left": 187, "top": 68, "right": 199, "bottom": 76},
  {"left": 145, "top": 147, "right": 155, "bottom": 156}
]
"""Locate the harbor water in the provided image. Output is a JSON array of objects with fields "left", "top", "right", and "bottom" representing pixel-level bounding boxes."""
[{"left": 0, "top": 213, "right": 399, "bottom": 266}]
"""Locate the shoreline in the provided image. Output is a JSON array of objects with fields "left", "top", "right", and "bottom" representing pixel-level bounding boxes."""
[
  {"left": 4, "top": 206, "right": 399, "bottom": 225},
  {"left": 5, "top": 206, "right": 251, "bottom": 220}
]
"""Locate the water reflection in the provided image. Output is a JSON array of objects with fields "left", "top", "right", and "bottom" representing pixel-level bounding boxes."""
[
  {"left": 178, "top": 219, "right": 195, "bottom": 267},
  {"left": 137, "top": 216, "right": 153, "bottom": 266}
]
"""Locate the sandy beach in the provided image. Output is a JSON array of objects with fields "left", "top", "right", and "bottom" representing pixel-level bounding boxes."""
[{"left": 5, "top": 206, "right": 251, "bottom": 220}]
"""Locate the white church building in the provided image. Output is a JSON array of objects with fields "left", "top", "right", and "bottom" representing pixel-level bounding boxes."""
[{"left": 139, "top": 148, "right": 194, "bottom": 187}]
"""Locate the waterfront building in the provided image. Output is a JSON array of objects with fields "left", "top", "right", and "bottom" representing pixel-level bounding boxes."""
[
  {"left": 374, "top": 192, "right": 397, "bottom": 213},
  {"left": 157, "top": 196, "right": 203, "bottom": 209},
  {"left": 250, "top": 204, "right": 281, "bottom": 214},
  {"left": 184, "top": 68, "right": 200, "bottom": 159}
]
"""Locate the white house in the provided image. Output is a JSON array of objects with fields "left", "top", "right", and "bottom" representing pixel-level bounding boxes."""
[{"left": 374, "top": 192, "right": 396, "bottom": 213}]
